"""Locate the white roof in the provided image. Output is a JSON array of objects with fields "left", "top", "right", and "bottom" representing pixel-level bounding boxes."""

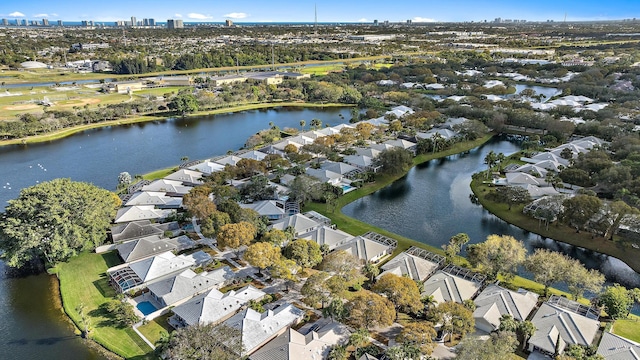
[
  {"left": 116, "top": 234, "right": 194, "bottom": 263},
  {"left": 505, "top": 172, "right": 543, "bottom": 186},
  {"left": 529, "top": 301, "right": 600, "bottom": 354},
  {"left": 127, "top": 251, "right": 195, "bottom": 283},
  {"left": 114, "top": 205, "right": 175, "bottom": 223},
  {"left": 343, "top": 154, "right": 374, "bottom": 168},
  {"left": 142, "top": 179, "right": 192, "bottom": 195},
  {"left": 305, "top": 168, "right": 343, "bottom": 183},
  {"left": 417, "top": 128, "right": 458, "bottom": 140},
  {"left": 189, "top": 161, "right": 226, "bottom": 174},
  {"left": 512, "top": 164, "right": 548, "bottom": 178},
  {"left": 125, "top": 191, "right": 183, "bottom": 207},
  {"left": 249, "top": 321, "right": 351, "bottom": 360},
  {"left": 422, "top": 270, "right": 481, "bottom": 304},
  {"left": 384, "top": 139, "right": 417, "bottom": 150},
  {"left": 522, "top": 184, "right": 560, "bottom": 198},
  {"left": 354, "top": 147, "right": 381, "bottom": 158},
  {"left": 597, "top": 331, "right": 640, "bottom": 360},
  {"left": 238, "top": 150, "right": 268, "bottom": 161},
  {"left": 147, "top": 267, "right": 235, "bottom": 307},
  {"left": 240, "top": 201, "right": 286, "bottom": 217},
  {"left": 172, "top": 285, "right": 266, "bottom": 326},
  {"left": 484, "top": 80, "right": 505, "bottom": 88},
  {"left": 225, "top": 304, "right": 304, "bottom": 355},
  {"left": 530, "top": 152, "right": 570, "bottom": 166},
  {"left": 214, "top": 155, "right": 243, "bottom": 166},
  {"left": 269, "top": 213, "right": 321, "bottom": 235},
  {"left": 562, "top": 95, "right": 593, "bottom": 103},
  {"left": 473, "top": 285, "right": 539, "bottom": 332},
  {"left": 379, "top": 251, "right": 441, "bottom": 282},
  {"left": 320, "top": 161, "right": 359, "bottom": 175},
  {"left": 297, "top": 225, "right": 353, "bottom": 250},
  {"left": 164, "top": 169, "right": 204, "bottom": 184},
  {"left": 333, "top": 236, "right": 391, "bottom": 262}
]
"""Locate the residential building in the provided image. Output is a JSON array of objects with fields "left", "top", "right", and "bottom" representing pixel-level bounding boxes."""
[
  {"left": 147, "top": 267, "right": 235, "bottom": 307},
  {"left": 421, "top": 265, "right": 485, "bottom": 304},
  {"left": 240, "top": 200, "right": 292, "bottom": 221},
  {"left": 164, "top": 169, "right": 204, "bottom": 186},
  {"left": 107, "top": 251, "right": 201, "bottom": 293},
  {"left": 171, "top": 285, "right": 266, "bottom": 327},
  {"left": 297, "top": 225, "right": 354, "bottom": 250},
  {"left": 141, "top": 179, "right": 192, "bottom": 196},
  {"left": 378, "top": 246, "right": 444, "bottom": 282},
  {"left": 124, "top": 191, "right": 183, "bottom": 208},
  {"left": 116, "top": 234, "right": 196, "bottom": 263},
  {"left": 528, "top": 296, "right": 600, "bottom": 356},
  {"left": 473, "top": 284, "right": 539, "bottom": 333},
  {"left": 113, "top": 205, "right": 175, "bottom": 223},
  {"left": 110, "top": 220, "right": 178, "bottom": 244},
  {"left": 596, "top": 331, "right": 640, "bottom": 360},
  {"left": 333, "top": 232, "right": 397, "bottom": 263},
  {"left": 269, "top": 213, "right": 323, "bottom": 236},
  {"left": 249, "top": 321, "right": 351, "bottom": 360},
  {"left": 224, "top": 305, "right": 305, "bottom": 355}
]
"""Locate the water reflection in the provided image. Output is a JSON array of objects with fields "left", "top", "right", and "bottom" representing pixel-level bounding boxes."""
[{"left": 343, "top": 138, "right": 640, "bottom": 289}]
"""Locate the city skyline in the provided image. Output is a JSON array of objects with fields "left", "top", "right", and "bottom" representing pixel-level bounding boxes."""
[{"left": 0, "top": 0, "right": 639, "bottom": 24}]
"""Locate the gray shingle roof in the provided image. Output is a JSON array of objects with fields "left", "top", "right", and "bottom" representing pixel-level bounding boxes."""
[
  {"left": 473, "top": 285, "right": 539, "bottom": 332},
  {"left": 529, "top": 301, "right": 600, "bottom": 354},
  {"left": 147, "top": 266, "right": 235, "bottom": 307},
  {"left": 597, "top": 331, "right": 640, "bottom": 360}
]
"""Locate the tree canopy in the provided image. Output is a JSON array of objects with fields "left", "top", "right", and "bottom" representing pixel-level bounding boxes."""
[
  {"left": 467, "top": 234, "right": 527, "bottom": 281},
  {"left": 0, "top": 179, "right": 120, "bottom": 267},
  {"left": 374, "top": 148, "right": 414, "bottom": 175},
  {"left": 160, "top": 323, "right": 243, "bottom": 360},
  {"left": 283, "top": 239, "right": 323, "bottom": 268},
  {"left": 346, "top": 292, "right": 396, "bottom": 329},
  {"left": 372, "top": 273, "right": 423, "bottom": 314},
  {"left": 216, "top": 222, "right": 257, "bottom": 249}
]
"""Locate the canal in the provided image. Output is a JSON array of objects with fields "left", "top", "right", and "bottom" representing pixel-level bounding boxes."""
[{"left": 342, "top": 138, "right": 640, "bottom": 289}]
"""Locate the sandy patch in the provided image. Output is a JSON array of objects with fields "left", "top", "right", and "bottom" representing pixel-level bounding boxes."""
[
  {"left": 4, "top": 104, "right": 40, "bottom": 110},
  {"left": 59, "top": 98, "right": 101, "bottom": 108}
]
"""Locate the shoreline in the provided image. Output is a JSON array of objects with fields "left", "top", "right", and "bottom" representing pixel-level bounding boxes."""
[
  {"left": 470, "top": 177, "right": 640, "bottom": 274},
  {"left": 0, "top": 101, "right": 352, "bottom": 147},
  {"left": 49, "top": 273, "right": 123, "bottom": 360}
]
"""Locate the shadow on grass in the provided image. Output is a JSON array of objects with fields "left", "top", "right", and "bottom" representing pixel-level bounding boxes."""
[
  {"left": 93, "top": 275, "right": 115, "bottom": 298},
  {"left": 88, "top": 303, "right": 126, "bottom": 329},
  {"left": 101, "top": 252, "right": 123, "bottom": 268}
]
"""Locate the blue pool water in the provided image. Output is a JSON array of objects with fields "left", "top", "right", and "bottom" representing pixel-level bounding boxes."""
[{"left": 137, "top": 301, "right": 157, "bottom": 316}]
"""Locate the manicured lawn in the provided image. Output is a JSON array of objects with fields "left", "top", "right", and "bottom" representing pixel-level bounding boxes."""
[
  {"left": 301, "top": 64, "right": 345, "bottom": 75},
  {"left": 613, "top": 314, "right": 640, "bottom": 343},
  {"left": 142, "top": 167, "right": 178, "bottom": 181},
  {"left": 471, "top": 178, "right": 640, "bottom": 273},
  {"left": 138, "top": 313, "right": 173, "bottom": 347},
  {"left": 56, "top": 251, "right": 153, "bottom": 358}
]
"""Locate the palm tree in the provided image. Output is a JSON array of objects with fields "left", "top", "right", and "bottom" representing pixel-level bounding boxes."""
[
  {"left": 484, "top": 150, "right": 497, "bottom": 179},
  {"left": 349, "top": 328, "right": 370, "bottom": 357},
  {"left": 299, "top": 119, "right": 306, "bottom": 130},
  {"left": 327, "top": 345, "right": 348, "bottom": 360},
  {"left": 518, "top": 320, "right": 536, "bottom": 351},
  {"left": 310, "top": 118, "right": 322, "bottom": 129}
]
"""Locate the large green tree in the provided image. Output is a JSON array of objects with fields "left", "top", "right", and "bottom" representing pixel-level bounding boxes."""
[
  {"left": 283, "top": 239, "right": 323, "bottom": 268},
  {"left": 0, "top": 179, "right": 120, "bottom": 267},
  {"left": 168, "top": 93, "right": 199, "bottom": 116},
  {"left": 467, "top": 234, "right": 527, "bottom": 281},
  {"left": 372, "top": 273, "right": 423, "bottom": 314},
  {"left": 374, "top": 148, "right": 414, "bottom": 175},
  {"left": 598, "top": 284, "right": 639, "bottom": 319}
]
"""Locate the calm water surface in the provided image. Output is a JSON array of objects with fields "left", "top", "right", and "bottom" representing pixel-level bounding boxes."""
[
  {"left": 0, "top": 107, "right": 351, "bottom": 359},
  {"left": 343, "top": 138, "right": 640, "bottom": 289}
]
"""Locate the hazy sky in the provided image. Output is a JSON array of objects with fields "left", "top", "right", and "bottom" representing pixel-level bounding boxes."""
[{"left": 0, "top": 0, "right": 639, "bottom": 23}]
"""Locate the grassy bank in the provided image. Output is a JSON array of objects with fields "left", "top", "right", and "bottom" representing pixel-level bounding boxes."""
[
  {"left": 470, "top": 178, "right": 640, "bottom": 274},
  {"left": 55, "top": 251, "right": 153, "bottom": 359},
  {"left": 613, "top": 314, "right": 640, "bottom": 343},
  {"left": 0, "top": 101, "right": 351, "bottom": 147}
]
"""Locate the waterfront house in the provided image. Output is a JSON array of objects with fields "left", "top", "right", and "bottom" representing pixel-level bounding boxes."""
[
  {"left": 269, "top": 213, "right": 324, "bottom": 237},
  {"left": 116, "top": 234, "right": 196, "bottom": 263},
  {"left": 164, "top": 169, "right": 204, "bottom": 186},
  {"left": 110, "top": 220, "right": 178, "bottom": 244},
  {"left": 297, "top": 225, "right": 354, "bottom": 251},
  {"left": 528, "top": 296, "right": 600, "bottom": 356},
  {"left": 473, "top": 284, "right": 539, "bottom": 333},
  {"left": 421, "top": 265, "right": 484, "bottom": 305},
  {"left": 378, "top": 246, "right": 444, "bottom": 282},
  {"left": 596, "top": 331, "right": 640, "bottom": 360},
  {"left": 124, "top": 191, "right": 183, "bottom": 209},
  {"left": 113, "top": 205, "right": 176, "bottom": 223},
  {"left": 332, "top": 232, "right": 397, "bottom": 263},
  {"left": 141, "top": 179, "right": 192, "bottom": 196}
]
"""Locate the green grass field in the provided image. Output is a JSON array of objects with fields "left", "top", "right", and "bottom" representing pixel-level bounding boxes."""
[
  {"left": 137, "top": 314, "right": 172, "bottom": 347},
  {"left": 56, "top": 251, "right": 153, "bottom": 359},
  {"left": 301, "top": 64, "right": 345, "bottom": 75},
  {"left": 142, "top": 167, "right": 178, "bottom": 181},
  {"left": 612, "top": 314, "right": 640, "bottom": 343}
]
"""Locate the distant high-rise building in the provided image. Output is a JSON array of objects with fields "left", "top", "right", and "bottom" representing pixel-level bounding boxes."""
[
  {"left": 494, "top": 17, "right": 502, "bottom": 23},
  {"left": 131, "top": 16, "right": 137, "bottom": 27},
  {"left": 89, "top": 20, "right": 95, "bottom": 27},
  {"left": 167, "top": 19, "right": 184, "bottom": 29},
  {"left": 225, "top": 19, "right": 233, "bottom": 27},
  {"left": 1, "top": 19, "right": 8, "bottom": 26},
  {"left": 383, "top": 20, "right": 389, "bottom": 26},
  {"left": 406, "top": 19, "right": 412, "bottom": 24},
  {"left": 373, "top": 19, "right": 378, "bottom": 26},
  {"left": 57, "top": 20, "right": 63, "bottom": 26},
  {"left": 22, "top": 19, "right": 28, "bottom": 26},
  {"left": 149, "top": 18, "right": 155, "bottom": 26},
  {"left": 42, "top": 19, "right": 49, "bottom": 26},
  {"left": 81, "top": 20, "right": 89, "bottom": 27}
]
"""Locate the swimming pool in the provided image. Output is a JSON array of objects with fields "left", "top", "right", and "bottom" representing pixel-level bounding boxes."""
[{"left": 136, "top": 301, "right": 157, "bottom": 316}]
